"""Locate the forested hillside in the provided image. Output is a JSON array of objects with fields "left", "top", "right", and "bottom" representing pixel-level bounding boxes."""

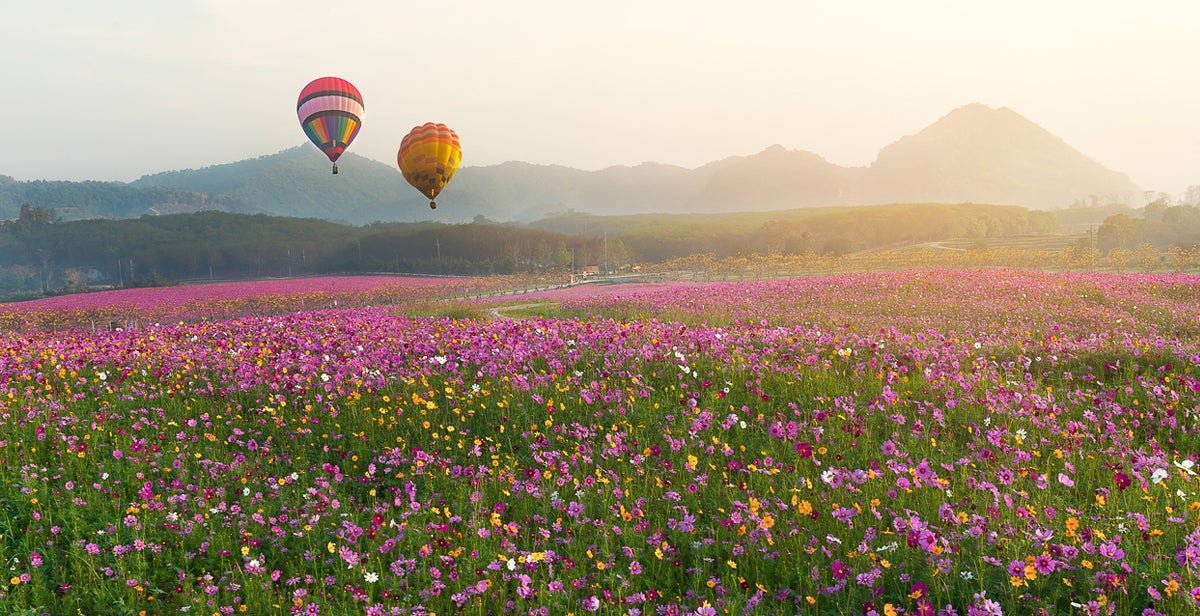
[{"left": 0, "top": 202, "right": 1073, "bottom": 301}]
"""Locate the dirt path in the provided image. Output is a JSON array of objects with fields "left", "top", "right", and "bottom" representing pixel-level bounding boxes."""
[{"left": 487, "top": 302, "right": 554, "bottom": 320}]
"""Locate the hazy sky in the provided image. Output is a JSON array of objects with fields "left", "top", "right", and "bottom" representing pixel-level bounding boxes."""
[{"left": 4, "top": 1, "right": 1198, "bottom": 195}]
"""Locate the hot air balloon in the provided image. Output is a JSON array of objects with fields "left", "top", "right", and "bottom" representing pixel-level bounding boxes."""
[
  {"left": 297, "top": 77, "right": 364, "bottom": 174},
  {"left": 397, "top": 123, "right": 462, "bottom": 209}
]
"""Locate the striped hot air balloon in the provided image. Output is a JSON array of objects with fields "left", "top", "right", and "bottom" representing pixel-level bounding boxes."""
[
  {"left": 397, "top": 123, "right": 462, "bottom": 209},
  {"left": 297, "top": 77, "right": 363, "bottom": 174}
]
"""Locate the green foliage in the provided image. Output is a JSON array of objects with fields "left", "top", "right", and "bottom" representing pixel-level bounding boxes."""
[
  {"left": 1097, "top": 204, "right": 1200, "bottom": 251},
  {"left": 534, "top": 202, "right": 1061, "bottom": 260}
]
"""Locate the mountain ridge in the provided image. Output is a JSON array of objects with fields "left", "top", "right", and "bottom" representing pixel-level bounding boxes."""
[{"left": 2, "top": 104, "right": 1142, "bottom": 223}]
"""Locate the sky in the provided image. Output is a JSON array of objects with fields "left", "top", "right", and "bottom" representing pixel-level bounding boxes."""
[{"left": 3, "top": 1, "right": 1198, "bottom": 196}]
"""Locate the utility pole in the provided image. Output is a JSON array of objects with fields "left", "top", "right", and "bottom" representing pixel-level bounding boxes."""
[{"left": 604, "top": 232, "right": 608, "bottom": 275}]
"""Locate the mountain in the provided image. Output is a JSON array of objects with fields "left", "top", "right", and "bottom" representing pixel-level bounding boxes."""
[
  {"left": 690, "top": 145, "right": 859, "bottom": 211},
  {"left": 860, "top": 104, "right": 1140, "bottom": 208},
  {"left": 3, "top": 104, "right": 1142, "bottom": 223},
  {"left": 131, "top": 147, "right": 423, "bottom": 224}
]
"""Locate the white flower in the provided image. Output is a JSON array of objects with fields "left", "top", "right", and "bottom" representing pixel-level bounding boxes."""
[
  {"left": 96, "top": 371, "right": 108, "bottom": 381},
  {"left": 243, "top": 487, "right": 251, "bottom": 497},
  {"left": 506, "top": 558, "right": 516, "bottom": 571},
  {"left": 960, "top": 570, "right": 975, "bottom": 581},
  {"left": 1174, "top": 459, "right": 1196, "bottom": 475},
  {"left": 1150, "top": 468, "right": 1170, "bottom": 484},
  {"left": 1015, "top": 428, "right": 1027, "bottom": 441},
  {"left": 364, "top": 571, "right": 379, "bottom": 583},
  {"left": 248, "top": 559, "right": 261, "bottom": 569}
]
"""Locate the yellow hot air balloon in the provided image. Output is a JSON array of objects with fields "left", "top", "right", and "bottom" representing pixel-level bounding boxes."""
[{"left": 397, "top": 123, "right": 462, "bottom": 209}]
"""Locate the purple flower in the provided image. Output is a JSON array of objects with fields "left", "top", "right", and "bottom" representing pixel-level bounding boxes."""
[{"left": 1033, "top": 554, "right": 1055, "bottom": 575}]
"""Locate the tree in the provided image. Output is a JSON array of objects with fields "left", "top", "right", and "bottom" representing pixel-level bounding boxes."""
[
  {"left": 1096, "top": 214, "right": 1140, "bottom": 251},
  {"left": 1165, "top": 246, "right": 1193, "bottom": 273},
  {"left": 552, "top": 241, "right": 572, "bottom": 269},
  {"left": 1134, "top": 243, "right": 1160, "bottom": 272},
  {"left": 1105, "top": 248, "right": 1132, "bottom": 273}
]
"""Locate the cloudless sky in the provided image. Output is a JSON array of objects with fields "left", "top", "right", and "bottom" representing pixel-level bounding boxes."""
[{"left": 4, "top": 1, "right": 1198, "bottom": 195}]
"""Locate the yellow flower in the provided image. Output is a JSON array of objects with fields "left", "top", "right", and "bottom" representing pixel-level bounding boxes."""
[{"left": 326, "top": 542, "right": 336, "bottom": 554}]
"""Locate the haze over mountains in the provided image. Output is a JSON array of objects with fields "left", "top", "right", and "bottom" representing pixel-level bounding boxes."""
[{"left": 1, "top": 104, "right": 1141, "bottom": 225}]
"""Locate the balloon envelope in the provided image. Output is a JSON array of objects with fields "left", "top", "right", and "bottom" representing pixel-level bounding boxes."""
[
  {"left": 397, "top": 123, "right": 462, "bottom": 209},
  {"left": 297, "top": 77, "right": 364, "bottom": 171}
]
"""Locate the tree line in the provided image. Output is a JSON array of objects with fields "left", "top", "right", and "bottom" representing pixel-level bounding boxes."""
[
  {"left": 9, "top": 200, "right": 1192, "bottom": 303},
  {"left": 0, "top": 210, "right": 630, "bottom": 301}
]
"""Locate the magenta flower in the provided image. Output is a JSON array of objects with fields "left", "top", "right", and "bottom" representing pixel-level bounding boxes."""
[{"left": 1034, "top": 554, "right": 1056, "bottom": 575}]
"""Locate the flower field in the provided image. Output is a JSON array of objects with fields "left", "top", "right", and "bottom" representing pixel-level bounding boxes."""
[
  {"left": 0, "top": 276, "right": 479, "bottom": 332},
  {"left": 1, "top": 270, "right": 1199, "bottom": 615}
]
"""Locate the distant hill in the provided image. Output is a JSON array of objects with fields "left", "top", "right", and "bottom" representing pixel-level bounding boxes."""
[
  {"left": 3, "top": 103, "right": 1142, "bottom": 223},
  {"left": 131, "top": 148, "right": 427, "bottom": 224},
  {"left": 860, "top": 104, "right": 1140, "bottom": 208},
  {"left": 0, "top": 174, "right": 243, "bottom": 221}
]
